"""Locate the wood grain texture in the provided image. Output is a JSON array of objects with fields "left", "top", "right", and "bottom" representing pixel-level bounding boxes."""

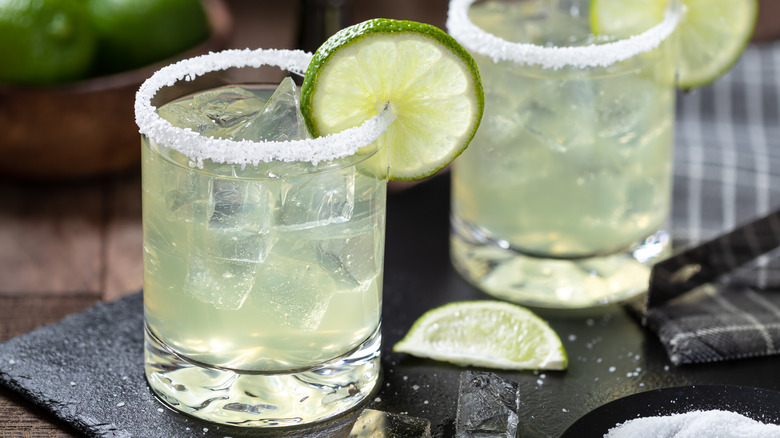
[{"left": 0, "top": 180, "right": 104, "bottom": 295}]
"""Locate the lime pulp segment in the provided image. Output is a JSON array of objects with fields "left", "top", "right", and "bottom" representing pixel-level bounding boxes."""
[
  {"left": 300, "top": 18, "right": 484, "bottom": 181},
  {"left": 393, "top": 300, "right": 568, "bottom": 370}
]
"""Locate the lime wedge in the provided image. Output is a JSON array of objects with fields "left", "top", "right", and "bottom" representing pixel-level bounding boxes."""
[
  {"left": 393, "top": 301, "right": 568, "bottom": 370},
  {"left": 300, "top": 18, "right": 484, "bottom": 181},
  {"left": 591, "top": 0, "right": 758, "bottom": 89}
]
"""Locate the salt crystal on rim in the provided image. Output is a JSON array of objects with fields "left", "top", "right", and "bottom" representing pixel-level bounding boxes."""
[
  {"left": 446, "top": 0, "right": 683, "bottom": 69},
  {"left": 134, "top": 48, "right": 395, "bottom": 166}
]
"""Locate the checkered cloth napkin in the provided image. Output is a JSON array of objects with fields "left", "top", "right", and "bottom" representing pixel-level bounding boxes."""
[{"left": 644, "top": 41, "right": 780, "bottom": 365}]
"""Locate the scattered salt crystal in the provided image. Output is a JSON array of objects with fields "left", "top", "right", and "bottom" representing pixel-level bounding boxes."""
[
  {"left": 609, "top": 366, "right": 616, "bottom": 373},
  {"left": 568, "top": 334, "right": 577, "bottom": 342},
  {"left": 116, "top": 402, "right": 125, "bottom": 407},
  {"left": 446, "top": 0, "right": 682, "bottom": 69},
  {"left": 536, "top": 379, "right": 544, "bottom": 386},
  {"left": 412, "top": 384, "right": 420, "bottom": 391},
  {"left": 8, "top": 359, "right": 15, "bottom": 365},
  {"left": 605, "top": 410, "right": 780, "bottom": 437},
  {"left": 135, "top": 49, "right": 395, "bottom": 167},
  {"left": 69, "top": 382, "right": 76, "bottom": 386},
  {"left": 664, "top": 365, "right": 670, "bottom": 371},
  {"left": 562, "top": 408, "right": 568, "bottom": 413},
  {"left": 157, "top": 408, "right": 164, "bottom": 413},
  {"left": 374, "top": 397, "right": 382, "bottom": 403},
  {"left": 203, "top": 428, "right": 209, "bottom": 432}
]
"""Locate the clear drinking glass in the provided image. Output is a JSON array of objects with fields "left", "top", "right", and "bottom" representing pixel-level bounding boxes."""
[
  {"left": 135, "top": 49, "right": 391, "bottom": 426},
  {"left": 447, "top": 0, "right": 682, "bottom": 308}
]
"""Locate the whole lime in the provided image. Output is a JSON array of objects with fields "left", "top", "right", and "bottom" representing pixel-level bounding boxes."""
[
  {"left": 88, "top": 0, "right": 210, "bottom": 74},
  {"left": 0, "top": 0, "right": 96, "bottom": 85}
]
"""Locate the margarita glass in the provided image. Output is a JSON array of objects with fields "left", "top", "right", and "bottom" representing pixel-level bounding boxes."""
[
  {"left": 447, "top": 0, "right": 682, "bottom": 308},
  {"left": 135, "top": 49, "right": 393, "bottom": 426}
]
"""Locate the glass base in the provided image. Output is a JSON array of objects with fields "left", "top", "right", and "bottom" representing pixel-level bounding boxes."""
[
  {"left": 144, "top": 324, "right": 381, "bottom": 427},
  {"left": 450, "top": 216, "right": 671, "bottom": 309}
]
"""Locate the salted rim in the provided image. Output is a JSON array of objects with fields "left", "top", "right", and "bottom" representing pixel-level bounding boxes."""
[
  {"left": 134, "top": 48, "right": 395, "bottom": 167},
  {"left": 446, "top": 0, "right": 682, "bottom": 69}
]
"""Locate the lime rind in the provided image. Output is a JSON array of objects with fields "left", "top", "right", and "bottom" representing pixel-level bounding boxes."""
[
  {"left": 674, "top": 0, "right": 758, "bottom": 88},
  {"left": 300, "top": 18, "right": 484, "bottom": 181},
  {"left": 393, "top": 300, "right": 568, "bottom": 371}
]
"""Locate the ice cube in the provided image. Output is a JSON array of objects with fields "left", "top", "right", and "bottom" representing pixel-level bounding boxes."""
[
  {"left": 254, "top": 250, "right": 336, "bottom": 330},
  {"left": 207, "top": 181, "right": 278, "bottom": 261},
  {"left": 530, "top": 82, "right": 597, "bottom": 150},
  {"left": 157, "top": 86, "right": 266, "bottom": 139},
  {"left": 316, "top": 223, "right": 382, "bottom": 291},
  {"left": 456, "top": 371, "right": 520, "bottom": 438},
  {"left": 206, "top": 178, "right": 278, "bottom": 260},
  {"left": 595, "top": 76, "right": 656, "bottom": 140},
  {"left": 208, "top": 179, "right": 266, "bottom": 228},
  {"left": 164, "top": 167, "right": 207, "bottom": 223},
  {"left": 185, "top": 254, "right": 257, "bottom": 310},
  {"left": 183, "top": 178, "right": 280, "bottom": 310},
  {"left": 279, "top": 167, "right": 355, "bottom": 230},
  {"left": 232, "top": 77, "right": 312, "bottom": 142},
  {"left": 349, "top": 409, "right": 432, "bottom": 438}
]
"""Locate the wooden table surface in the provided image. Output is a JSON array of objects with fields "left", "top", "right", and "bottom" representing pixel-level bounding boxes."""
[
  {"left": 2, "top": 1, "right": 777, "bottom": 436},
  {"left": 0, "top": 1, "right": 446, "bottom": 435}
]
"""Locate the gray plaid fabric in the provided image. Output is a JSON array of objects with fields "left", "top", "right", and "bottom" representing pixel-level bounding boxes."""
[{"left": 646, "top": 40, "right": 780, "bottom": 365}]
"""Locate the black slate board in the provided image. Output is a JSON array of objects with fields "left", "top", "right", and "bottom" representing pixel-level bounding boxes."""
[
  {"left": 4, "top": 175, "right": 780, "bottom": 438},
  {"left": 0, "top": 292, "right": 361, "bottom": 438}
]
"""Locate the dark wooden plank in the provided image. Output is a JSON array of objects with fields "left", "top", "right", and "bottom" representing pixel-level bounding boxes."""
[
  {"left": 0, "top": 390, "right": 82, "bottom": 438},
  {"left": 0, "top": 296, "right": 99, "bottom": 345},
  {"left": 102, "top": 170, "right": 143, "bottom": 302},
  {"left": 0, "top": 180, "right": 104, "bottom": 296}
]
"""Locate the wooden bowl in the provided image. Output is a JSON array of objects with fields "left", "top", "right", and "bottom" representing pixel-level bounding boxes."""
[{"left": 0, "top": 0, "right": 232, "bottom": 180}]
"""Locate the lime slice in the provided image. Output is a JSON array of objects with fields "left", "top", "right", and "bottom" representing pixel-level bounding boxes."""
[
  {"left": 393, "top": 301, "right": 568, "bottom": 370},
  {"left": 591, "top": 0, "right": 758, "bottom": 89},
  {"left": 300, "top": 18, "right": 484, "bottom": 181}
]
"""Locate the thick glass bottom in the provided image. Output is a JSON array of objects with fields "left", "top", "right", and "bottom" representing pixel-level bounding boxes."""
[
  {"left": 450, "top": 215, "right": 671, "bottom": 309},
  {"left": 144, "top": 323, "right": 381, "bottom": 427}
]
